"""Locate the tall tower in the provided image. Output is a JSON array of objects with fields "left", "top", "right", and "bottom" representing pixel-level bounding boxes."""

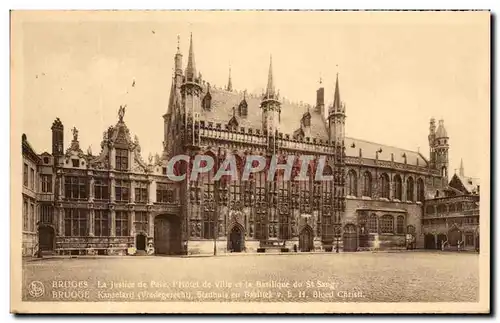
[
  {"left": 260, "top": 56, "right": 281, "bottom": 137},
  {"left": 459, "top": 158, "right": 464, "bottom": 177},
  {"left": 174, "top": 35, "right": 183, "bottom": 88},
  {"left": 434, "top": 119, "right": 449, "bottom": 183},
  {"left": 226, "top": 67, "right": 233, "bottom": 92},
  {"left": 328, "top": 73, "right": 346, "bottom": 144},
  {"left": 428, "top": 117, "right": 436, "bottom": 168},
  {"left": 51, "top": 118, "right": 64, "bottom": 156},
  {"left": 180, "top": 33, "right": 203, "bottom": 122}
]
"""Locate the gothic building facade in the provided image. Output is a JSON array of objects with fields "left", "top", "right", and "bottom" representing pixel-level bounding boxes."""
[{"left": 21, "top": 34, "right": 476, "bottom": 256}]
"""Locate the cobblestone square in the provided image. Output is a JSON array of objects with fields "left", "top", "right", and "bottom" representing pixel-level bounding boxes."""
[{"left": 22, "top": 252, "right": 479, "bottom": 302}]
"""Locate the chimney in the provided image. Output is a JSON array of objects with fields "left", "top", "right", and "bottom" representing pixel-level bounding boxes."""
[{"left": 316, "top": 87, "right": 325, "bottom": 115}]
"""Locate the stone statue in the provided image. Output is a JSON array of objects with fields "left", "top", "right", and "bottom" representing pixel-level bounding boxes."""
[
  {"left": 72, "top": 127, "right": 79, "bottom": 141},
  {"left": 87, "top": 145, "right": 92, "bottom": 155},
  {"left": 118, "top": 104, "right": 126, "bottom": 122}
]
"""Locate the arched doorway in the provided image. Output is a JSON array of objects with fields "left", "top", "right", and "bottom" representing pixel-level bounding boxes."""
[
  {"left": 299, "top": 226, "right": 314, "bottom": 252},
  {"left": 38, "top": 226, "right": 55, "bottom": 251},
  {"left": 136, "top": 233, "right": 147, "bottom": 251},
  {"left": 448, "top": 227, "right": 461, "bottom": 246},
  {"left": 437, "top": 233, "right": 447, "bottom": 249},
  {"left": 154, "top": 214, "right": 181, "bottom": 255},
  {"left": 228, "top": 225, "right": 244, "bottom": 252},
  {"left": 424, "top": 234, "right": 436, "bottom": 249},
  {"left": 343, "top": 224, "right": 358, "bottom": 252}
]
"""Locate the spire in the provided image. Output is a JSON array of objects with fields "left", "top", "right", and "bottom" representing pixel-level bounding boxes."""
[
  {"left": 176, "top": 35, "right": 181, "bottom": 54},
  {"left": 185, "top": 33, "right": 197, "bottom": 81},
  {"left": 459, "top": 159, "right": 464, "bottom": 176},
  {"left": 333, "top": 72, "right": 341, "bottom": 111},
  {"left": 227, "top": 66, "right": 233, "bottom": 91},
  {"left": 265, "top": 55, "right": 275, "bottom": 99}
]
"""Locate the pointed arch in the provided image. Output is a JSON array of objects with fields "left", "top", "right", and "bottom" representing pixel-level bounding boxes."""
[
  {"left": 379, "top": 173, "right": 390, "bottom": 199},
  {"left": 417, "top": 177, "right": 425, "bottom": 202},
  {"left": 393, "top": 174, "right": 402, "bottom": 200},
  {"left": 406, "top": 176, "right": 414, "bottom": 202},
  {"left": 347, "top": 169, "right": 357, "bottom": 197},
  {"left": 362, "top": 171, "right": 372, "bottom": 197}
]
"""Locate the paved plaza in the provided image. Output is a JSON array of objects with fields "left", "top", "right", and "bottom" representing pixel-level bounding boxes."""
[{"left": 22, "top": 252, "right": 479, "bottom": 302}]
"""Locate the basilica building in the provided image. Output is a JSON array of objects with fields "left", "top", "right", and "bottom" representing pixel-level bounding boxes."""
[{"left": 21, "top": 34, "right": 479, "bottom": 256}]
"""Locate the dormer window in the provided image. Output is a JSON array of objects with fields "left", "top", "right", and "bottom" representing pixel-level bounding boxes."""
[
  {"left": 71, "top": 159, "right": 79, "bottom": 167},
  {"left": 238, "top": 99, "right": 248, "bottom": 117},
  {"left": 202, "top": 92, "right": 212, "bottom": 111},
  {"left": 302, "top": 112, "right": 311, "bottom": 127}
]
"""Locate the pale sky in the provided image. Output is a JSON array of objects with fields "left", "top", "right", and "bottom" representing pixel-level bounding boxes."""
[{"left": 16, "top": 11, "right": 489, "bottom": 178}]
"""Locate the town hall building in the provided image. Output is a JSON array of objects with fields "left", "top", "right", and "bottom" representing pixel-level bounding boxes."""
[{"left": 21, "top": 34, "right": 480, "bottom": 256}]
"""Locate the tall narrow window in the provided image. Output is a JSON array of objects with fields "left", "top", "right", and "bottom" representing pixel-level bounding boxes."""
[
  {"left": 201, "top": 162, "right": 216, "bottom": 239},
  {"left": 380, "top": 215, "right": 394, "bottom": 234},
  {"left": 135, "top": 182, "right": 148, "bottom": 203},
  {"left": 396, "top": 215, "right": 405, "bottom": 234},
  {"left": 94, "top": 210, "right": 109, "bottom": 236},
  {"left": 23, "top": 163, "right": 28, "bottom": 187},
  {"left": 367, "top": 214, "right": 378, "bottom": 233},
  {"left": 23, "top": 200, "right": 28, "bottom": 231},
  {"left": 94, "top": 178, "right": 109, "bottom": 200},
  {"left": 30, "top": 168, "right": 35, "bottom": 190},
  {"left": 379, "top": 173, "right": 390, "bottom": 199},
  {"left": 347, "top": 170, "right": 357, "bottom": 197},
  {"left": 417, "top": 178, "right": 425, "bottom": 202},
  {"left": 41, "top": 175, "right": 53, "bottom": 193},
  {"left": 30, "top": 204, "right": 34, "bottom": 231},
  {"left": 321, "top": 165, "right": 334, "bottom": 241},
  {"left": 64, "top": 208, "right": 88, "bottom": 236},
  {"left": 135, "top": 211, "right": 148, "bottom": 233},
  {"left": 362, "top": 171, "right": 372, "bottom": 197},
  {"left": 393, "top": 175, "right": 402, "bottom": 200},
  {"left": 40, "top": 204, "right": 54, "bottom": 224},
  {"left": 406, "top": 177, "right": 414, "bottom": 202},
  {"left": 115, "top": 149, "right": 129, "bottom": 171},
  {"left": 115, "top": 211, "right": 129, "bottom": 236},
  {"left": 115, "top": 179, "right": 130, "bottom": 202}
]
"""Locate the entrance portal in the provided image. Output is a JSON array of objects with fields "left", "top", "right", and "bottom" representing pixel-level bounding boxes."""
[
  {"left": 448, "top": 228, "right": 461, "bottom": 246},
  {"left": 38, "top": 226, "right": 55, "bottom": 251},
  {"left": 154, "top": 215, "right": 181, "bottom": 255},
  {"left": 228, "top": 225, "right": 244, "bottom": 252},
  {"left": 299, "top": 226, "right": 314, "bottom": 252},
  {"left": 136, "top": 233, "right": 147, "bottom": 251},
  {"left": 424, "top": 234, "right": 436, "bottom": 249},
  {"left": 437, "top": 233, "right": 447, "bottom": 249}
]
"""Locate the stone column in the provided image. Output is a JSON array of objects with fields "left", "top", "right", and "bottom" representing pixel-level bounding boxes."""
[
  {"left": 88, "top": 208, "right": 95, "bottom": 236},
  {"left": 110, "top": 175, "right": 116, "bottom": 203},
  {"left": 110, "top": 147, "right": 116, "bottom": 170},
  {"left": 89, "top": 176, "right": 95, "bottom": 202},
  {"left": 58, "top": 207, "right": 65, "bottom": 236},
  {"left": 130, "top": 181, "right": 136, "bottom": 203},
  {"left": 130, "top": 210, "right": 135, "bottom": 236},
  {"left": 148, "top": 212, "right": 154, "bottom": 238},
  {"left": 110, "top": 210, "right": 116, "bottom": 237},
  {"left": 389, "top": 176, "right": 394, "bottom": 200},
  {"left": 149, "top": 180, "right": 156, "bottom": 204},
  {"left": 402, "top": 177, "right": 407, "bottom": 202}
]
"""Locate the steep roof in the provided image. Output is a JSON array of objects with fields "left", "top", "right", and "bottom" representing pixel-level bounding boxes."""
[
  {"left": 455, "top": 174, "right": 480, "bottom": 194},
  {"left": 197, "top": 86, "right": 425, "bottom": 166}
]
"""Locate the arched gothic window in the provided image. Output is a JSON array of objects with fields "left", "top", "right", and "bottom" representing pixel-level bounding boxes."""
[
  {"left": 380, "top": 215, "right": 394, "bottom": 234},
  {"left": 379, "top": 173, "right": 390, "bottom": 199},
  {"left": 362, "top": 171, "right": 372, "bottom": 197},
  {"left": 393, "top": 175, "right": 402, "bottom": 200},
  {"left": 396, "top": 215, "right": 405, "bottom": 234},
  {"left": 367, "top": 214, "right": 378, "bottom": 233},
  {"left": 347, "top": 170, "right": 357, "bottom": 197},
  {"left": 406, "top": 177, "right": 414, "bottom": 202},
  {"left": 417, "top": 178, "right": 425, "bottom": 202}
]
